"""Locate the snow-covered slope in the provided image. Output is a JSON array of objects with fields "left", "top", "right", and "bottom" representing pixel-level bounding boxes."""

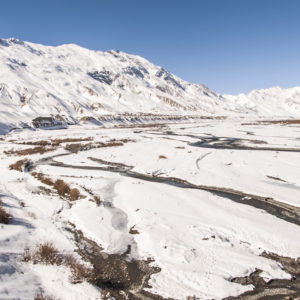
[
  {"left": 0, "top": 37, "right": 300, "bottom": 132},
  {"left": 224, "top": 86, "right": 300, "bottom": 116}
]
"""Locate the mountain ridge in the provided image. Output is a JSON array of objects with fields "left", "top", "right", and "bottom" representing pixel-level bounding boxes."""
[{"left": 0, "top": 37, "right": 299, "bottom": 133}]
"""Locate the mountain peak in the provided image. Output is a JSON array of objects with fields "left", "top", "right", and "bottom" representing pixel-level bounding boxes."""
[{"left": 0, "top": 39, "right": 299, "bottom": 133}]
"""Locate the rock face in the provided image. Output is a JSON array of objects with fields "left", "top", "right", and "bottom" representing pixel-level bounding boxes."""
[{"left": 0, "top": 37, "right": 300, "bottom": 132}]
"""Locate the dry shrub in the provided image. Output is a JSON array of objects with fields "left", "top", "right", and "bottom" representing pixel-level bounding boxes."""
[
  {"left": 32, "top": 242, "right": 62, "bottom": 265},
  {"left": 0, "top": 206, "right": 12, "bottom": 224},
  {"left": 93, "top": 195, "right": 101, "bottom": 206},
  {"left": 64, "top": 254, "right": 95, "bottom": 284},
  {"left": 54, "top": 180, "right": 70, "bottom": 196},
  {"left": 9, "top": 159, "right": 28, "bottom": 172},
  {"left": 24, "top": 243, "right": 95, "bottom": 284},
  {"left": 158, "top": 155, "right": 167, "bottom": 159},
  {"left": 31, "top": 172, "right": 53, "bottom": 186},
  {"left": 129, "top": 226, "right": 139, "bottom": 235},
  {"left": 175, "top": 146, "right": 185, "bottom": 149},
  {"left": 69, "top": 188, "right": 80, "bottom": 201},
  {"left": 32, "top": 173, "right": 81, "bottom": 200}
]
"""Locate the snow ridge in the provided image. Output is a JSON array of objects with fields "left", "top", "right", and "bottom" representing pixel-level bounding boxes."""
[{"left": 0, "top": 38, "right": 299, "bottom": 132}]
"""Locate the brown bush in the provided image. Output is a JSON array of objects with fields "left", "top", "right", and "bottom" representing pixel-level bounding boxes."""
[
  {"left": 69, "top": 188, "right": 80, "bottom": 201},
  {"left": 54, "top": 180, "right": 70, "bottom": 196},
  {"left": 24, "top": 243, "right": 95, "bottom": 284},
  {"left": 31, "top": 172, "right": 53, "bottom": 186},
  {"left": 93, "top": 195, "right": 101, "bottom": 206},
  {"left": 0, "top": 206, "right": 12, "bottom": 224},
  {"left": 32, "top": 242, "right": 62, "bottom": 265},
  {"left": 9, "top": 159, "right": 28, "bottom": 172},
  {"left": 129, "top": 226, "right": 139, "bottom": 235},
  {"left": 158, "top": 155, "right": 167, "bottom": 159}
]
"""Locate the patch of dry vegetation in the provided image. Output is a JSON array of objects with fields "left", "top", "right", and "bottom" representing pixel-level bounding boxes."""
[
  {"left": 32, "top": 172, "right": 82, "bottom": 201},
  {"left": 0, "top": 201, "right": 12, "bottom": 224},
  {"left": 23, "top": 242, "right": 95, "bottom": 284},
  {"left": 93, "top": 195, "right": 101, "bottom": 206},
  {"left": 158, "top": 155, "right": 167, "bottom": 159},
  {"left": 129, "top": 226, "right": 139, "bottom": 235},
  {"left": 65, "top": 140, "right": 125, "bottom": 153},
  {"left": 242, "top": 119, "right": 300, "bottom": 126},
  {"left": 31, "top": 172, "right": 53, "bottom": 186},
  {"left": 16, "top": 137, "right": 93, "bottom": 146},
  {"left": 97, "top": 141, "right": 124, "bottom": 148},
  {"left": 53, "top": 180, "right": 71, "bottom": 197},
  {"left": 9, "top": 159, "right": 29, "bottom": 172},
  {"left": 4, "top": 146, "right": 57, "bottom": 156},
  {"left": 34, "top": 290, "right": 58, "bottom": 300},
  {"left": 69, "top": 188, "right": 80, "bottom": 201}
]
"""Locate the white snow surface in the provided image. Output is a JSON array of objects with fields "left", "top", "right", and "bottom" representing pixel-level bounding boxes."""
[{"left": 0, "top": 120, "right": 299, "bottom": 299}]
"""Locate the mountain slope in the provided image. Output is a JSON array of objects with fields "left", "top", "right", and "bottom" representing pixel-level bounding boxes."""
[{"left": 0, "top": 38, "right": 299, "bottom": 132}]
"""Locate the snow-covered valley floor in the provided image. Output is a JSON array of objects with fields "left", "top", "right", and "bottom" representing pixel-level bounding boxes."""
[{"left": 0, "top": 119, "right": 300, "bottom": 300}]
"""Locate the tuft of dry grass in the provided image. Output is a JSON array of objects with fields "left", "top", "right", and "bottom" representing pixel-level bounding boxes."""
[
  {"left": 69, "top": 188, "right": 80, "bottom": 201},
  {"left": 158, "top": 155, "right": 167, "bottom": 159},
  {"left": 24, "top": 243, "right": 95, "bottom": 284},
  {"left": 31, "top": 172, "right": 53, "bottom": 186},
  {"left": 64, "top": 254, "right": 95, "bottom": 284},
  {"left": 53, "top": 180, "right": 70, "bottom": 197},
  {"left": 32, "top": 173, "right": 82, "bottom": 201},
  {"left": 129, "top": 226, "right": 139, "bottom": 235},
  {"left": 93, "top": 195, "right": 101, "bottom": 206},
  {"left": 0, "top": 205, "right": 12, "bottom": 224},
  {"left": 32, "top": 242, "right": 62, "bottom": 265}
]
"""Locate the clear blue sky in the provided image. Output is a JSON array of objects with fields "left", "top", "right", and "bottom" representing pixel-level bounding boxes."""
[{"left": 1, "top": 0, "right": 299, "bottom": 94}]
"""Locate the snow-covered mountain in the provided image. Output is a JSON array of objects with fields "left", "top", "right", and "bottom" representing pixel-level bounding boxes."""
[{"left": 0, "top": 38, "right": 299, "bottom": 131}]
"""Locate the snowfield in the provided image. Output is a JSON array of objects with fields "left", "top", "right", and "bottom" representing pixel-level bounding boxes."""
[{"left": 0, "top": 119, "right": 299, "bottom": 299}]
